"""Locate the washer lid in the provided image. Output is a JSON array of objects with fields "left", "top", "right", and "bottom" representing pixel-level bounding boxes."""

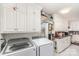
[
  {"left": 32, "top": 38, "right": 52, "bottom": 46},
  {"left": 4, "top": 38, "right": 33, "bottom": 54}
]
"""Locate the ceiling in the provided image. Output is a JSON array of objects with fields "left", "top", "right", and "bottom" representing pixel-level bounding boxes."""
[{"left": 38, "top": 3, "right": 79, "bottom": 20}]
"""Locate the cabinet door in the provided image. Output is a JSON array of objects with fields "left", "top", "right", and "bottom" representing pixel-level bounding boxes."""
[
  {"left": 33, "top": 7, "right": 41, "bottom": 32},
  {"left": 28, "top": 6, "right": 41, "bottom": 32},
  {"left": 16, "top": 4, "right": 29, "bottom": 32},
  {"left": 2, "top": 4, "right": 17, "bottom": 32},
  {"left": 70, "top": 21, "right": 79, "bottom": 31},
  {"left": 27, "top": 7, "right": 35, "bottom": 32},
  {"left": 56, "top": 39, "right": 65, "bottom": 53}
]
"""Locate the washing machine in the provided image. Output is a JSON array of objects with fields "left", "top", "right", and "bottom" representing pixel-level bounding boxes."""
[
  {"left": 2, "top": 38, "right": 36, "bottom": 56},
  {"left": 32, "top": 37, "right": 54, "bottom": 56}
]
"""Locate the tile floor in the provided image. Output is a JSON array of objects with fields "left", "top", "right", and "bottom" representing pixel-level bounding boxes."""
[{"left": 56, "top": 44, "right": 79, "bottom": 56}]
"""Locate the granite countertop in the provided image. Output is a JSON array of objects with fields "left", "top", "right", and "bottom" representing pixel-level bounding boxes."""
[{"left": 55, "top": 35, "right": 71, "bottom": 39}]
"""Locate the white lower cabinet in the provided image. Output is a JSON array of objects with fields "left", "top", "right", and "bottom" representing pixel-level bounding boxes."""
[
  {"left": 0, "top": 4, "right": 42, "bottom": 33},
  {"left": 55, "top": 36, "right": 71, "bottom": 53},
  {"left": 72, "top": 35, "right": 79, "bottom": 43}
]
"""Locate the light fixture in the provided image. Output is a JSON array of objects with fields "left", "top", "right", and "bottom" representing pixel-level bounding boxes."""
[{"left": 59, "top": 7, "right": 72, "bottom": 14}]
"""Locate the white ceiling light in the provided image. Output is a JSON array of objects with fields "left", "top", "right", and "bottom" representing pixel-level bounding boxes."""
[{"left": 59, "top": 7, "right": 72, "bottom": 14}]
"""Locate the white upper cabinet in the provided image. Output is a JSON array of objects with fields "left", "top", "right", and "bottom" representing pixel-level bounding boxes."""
[
  {"left": 16, "top": 4, "right": 28, "bottom": 32},
  {"left": 33, "top": 7, "right": 41, "bottom": 32},
  {"left": 69, "top": 20, "right": 79, "bottom": 31},
  {"left": 27, "top": 6, "right": 34, "bottom": 32},
  {"left": 0, "top": 4, "right": 42, "bottom": 33},
  {"left": 27, "top": 6, "right": 41, "bottom": 32},
  {"left": 2, "top": 4, "right": 17, "bottom": 32}
]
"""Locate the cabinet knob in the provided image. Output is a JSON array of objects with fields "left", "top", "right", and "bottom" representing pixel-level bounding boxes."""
[{"left": 13, "top": 7, "right": 17, "bottom": 11}]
